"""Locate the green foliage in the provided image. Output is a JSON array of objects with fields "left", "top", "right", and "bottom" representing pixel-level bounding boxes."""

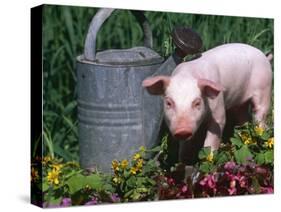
[
  {"left": 32, "top": 120, "right": 274, "bottom": 206},
  {"left": 65, "top": 173, "right": 103, "bottom": 194},
  {"left": 234, "top": 145, "right": 253, "bottom": 164},
  {"left": 110, "top": 147, "right": 161, "bottom": 201},
  {"left": 34, "top": 156, "right": 117, "bottom": 206},
  {"left": 196, "top": 122, "right": 274, "bottom": 174}
]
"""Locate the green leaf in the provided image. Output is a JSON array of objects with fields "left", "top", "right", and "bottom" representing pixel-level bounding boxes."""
[
  {"left": 52, "top": 142, "right": 73, "bottom": 161},
  {"left": 146, "top": 178, "right": 156, "bottom": 186},
  {"left": 146, "top": 145, "right": 161, "bottom": 153},
  {"left": 142, "top": 160, "right": 158, "bottom": 174},
  {"left": 198, "top": 147, "right": 211, "bottom": 160},
  {"left": 264, "top": 150, "right": 273, "bottom": 164},
  {"left": 63, "top": 101, "right": 77, "bottom": 115},
  {"left": 62, "top": 116, "right": 78, "bottom": 137},
  {"left": 43, "top": 130, "right": 54, "bottom": 159},
  {"left": 43, "top": 181, "right": 49, "bottom": 192},
  {"left": 132, "top": 190, "right": 141, "bottom": 200},
  {"left": 261, "top": 132, "right": 271, "bottom": 140},
  {"left": 255, "top": 152, "right": 265, "bottom": 165},
  {"left": 137, "top": 187, "right": 148, "bottom": 193},
  {"left": 126, "top": 176, "right": 137, "bottom": 188},
  {"left": 230, "top": 137, "right": 243, "bottom": 148},
  {"left": 216, "top": 151, "right": 231, "bottom": 166},
  {"left": 103, "top": 183, "right": 115, "bottom": 193},
  {"left": 124, "top": 189, "right": 134, "bottom": 198},
  {"left": 48, "top": 196, "right": 62, "bottom": 206},
  {"left": 123, "top": 170, "right": 130, "bottom": 178},
  {"left": 251, "top": 177, "right": 261, "bottom": 193},
  {"left": 136, "top": 177, "right": 146, "bottom": 187},
  {"left": 65, "top": 173, "right": 103, "bottom": 194},
  {"left": 234, "top": 145, "right": 253, "bottom": 164},
  {"left": 199, "top": 162, "right": 212, "bottom": 173}
]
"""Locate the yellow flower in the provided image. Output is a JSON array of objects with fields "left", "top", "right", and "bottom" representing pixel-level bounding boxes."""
[
  {"left": 111, "top": 160, "right": 120, "bottom": 171},
  {"left": 255, "top": 124, "right": 264, "bottom": 136},
  {"left": 52, "top": 164, "right": 63, "bottom": 171},
  {"left": 265, "top": 137, "right": 274, "bottom": 149},
  {"left": 112, "top": 177, "right": 121, "bottom": 184},
  {"left": 136, "top": 159, "right": 144, "bottom": 169},
  {"left": 139, "top": 146, "right": 146, "bottom": 152},
  {"left": 31, "top": 167, "right": 39, "bottom": 182},
  {"left": 244, "top": 138, "right": 252, "bottom": 145},
  {"left": 206, "top": 152, "right": 214, "bottom": 162},
  {"left": 85, "top": 184, "right": 92, "bottom": 191},
  {"left": 47, "top": 168, "right": 60, "bottom": 185},
  {"left": 133, "top": 153, "right": 141, "bottom": 161},
  {"left": 42, "top": 156, "right": 51, "bottom": 165},
  {"left": 121, "top": 159, "right": 128, "bottom": 169},
  {"left": 240, "top": 132, "right": 254, "bottom": 145},
  {"left": 130, "top": 167, "right": 138, "bottom": 175}
]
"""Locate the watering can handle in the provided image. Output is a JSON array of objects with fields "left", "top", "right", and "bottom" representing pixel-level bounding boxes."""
[{"left": 84, "top": 8, "right": 153, "bottom": 61}]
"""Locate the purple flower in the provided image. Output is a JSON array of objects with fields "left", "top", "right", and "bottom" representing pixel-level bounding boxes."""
[
  {"left": 256, "top": 166, "right": 268, "bottom": 175},
  {"left": 85, "top": 197, "right": 98, "bottom": 205},
  {"left": 60, "top": 198, "right": 72, "bottom": 207},
  {"left": 245, "top": 156, "right": 253, "bottom": 161},
  {"left": 110, "top": 193, "right": 120, "bottom": 203},
  {"left": 224, "top": 161, "right": 236, "bottom": 170}
]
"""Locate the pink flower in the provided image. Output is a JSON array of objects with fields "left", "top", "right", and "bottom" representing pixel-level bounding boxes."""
[
  {"left": 181, "top": 185, "right": 188, "bottom": 193},
  {"left": 200, "top": 174, "right": 216, "bottom": 189},
  {"left": 228, "top": 180, "right": 237, "bottom": 195},
  {"left": 167, "top": 177, "right": 176, "bottom": 186},
  {"left": 260, "top": 186, "right": 274, "bottom": 194},
  {"left": 238, "top": 175, "right": 247, "bottom": 188}
]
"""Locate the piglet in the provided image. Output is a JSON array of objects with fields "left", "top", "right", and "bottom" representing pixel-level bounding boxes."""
[{"left": 142, "top": 43, "right": 272, "bottom": 150}]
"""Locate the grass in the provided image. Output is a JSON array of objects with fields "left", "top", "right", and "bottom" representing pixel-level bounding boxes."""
[{"left": 42, "top": 5, "right": 273, "bottom": 162}]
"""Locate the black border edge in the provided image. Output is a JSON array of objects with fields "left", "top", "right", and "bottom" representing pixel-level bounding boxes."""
[{"left": 31, "top": 4, "right": 43, "bottom": 208}]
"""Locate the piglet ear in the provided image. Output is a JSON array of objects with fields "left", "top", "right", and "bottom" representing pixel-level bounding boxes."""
[
  {"left": 198, "top": 78, "right": 224, "bottom": 99},
  {"left": 142, "top": 76, "right": 170, "bottom": 95}
]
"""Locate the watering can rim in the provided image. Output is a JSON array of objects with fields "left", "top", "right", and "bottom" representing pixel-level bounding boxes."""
[{"left": 76, "top": 54, "right": 164, "bottom": 68}]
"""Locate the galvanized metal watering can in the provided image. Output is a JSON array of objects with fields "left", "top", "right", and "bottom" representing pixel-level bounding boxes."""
[{"left": 77, "top": 8, "right": 202, "bottom": 172}]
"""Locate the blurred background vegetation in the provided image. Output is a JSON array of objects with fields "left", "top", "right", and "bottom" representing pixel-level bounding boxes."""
[{"left": 42, "top": 4, "right": 273, "bottom": 162}]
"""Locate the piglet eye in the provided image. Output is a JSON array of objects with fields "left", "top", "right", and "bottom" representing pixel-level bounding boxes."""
[
  {"left": 192, "top": 98, "right": 201, "bottom": 109},
  {"left": 165, "top": 97, "right": 174, "bottom": 109}
]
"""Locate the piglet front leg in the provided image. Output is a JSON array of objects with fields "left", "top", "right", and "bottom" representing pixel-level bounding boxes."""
[{"left": 203, "top": 95, "right": 226, "bottom": 150}]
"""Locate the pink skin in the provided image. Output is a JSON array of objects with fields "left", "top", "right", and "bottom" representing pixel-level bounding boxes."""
[{"left": 143, "top": 43, "right": 272, "bottom": 150}]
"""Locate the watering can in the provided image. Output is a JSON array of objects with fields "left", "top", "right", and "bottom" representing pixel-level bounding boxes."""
[{"left": 77, "top": 8, "right": 202, "bottom": 172}]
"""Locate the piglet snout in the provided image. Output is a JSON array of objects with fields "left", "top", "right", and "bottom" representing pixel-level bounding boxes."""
[{"left": 174, "top": 128, "right": 193, "bottom": 140}]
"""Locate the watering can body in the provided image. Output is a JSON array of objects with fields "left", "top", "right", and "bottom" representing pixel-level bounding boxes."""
[{"left": 77, "top": 8, "right": 202, "bottom": 172}]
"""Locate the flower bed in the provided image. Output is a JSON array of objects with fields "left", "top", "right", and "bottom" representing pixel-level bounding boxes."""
[{"left": 31, "top": 122, "right": 273, "bottom": 207}]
